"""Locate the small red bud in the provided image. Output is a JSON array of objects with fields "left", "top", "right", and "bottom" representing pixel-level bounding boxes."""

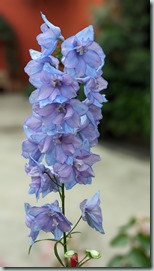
[{"left": 70, "top": 253, "right": 78, "bottom": 267}]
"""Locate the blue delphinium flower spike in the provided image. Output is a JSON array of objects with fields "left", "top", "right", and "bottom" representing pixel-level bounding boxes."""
[{"left": 23, "top": 13, "right": 108, "bottom": 258}]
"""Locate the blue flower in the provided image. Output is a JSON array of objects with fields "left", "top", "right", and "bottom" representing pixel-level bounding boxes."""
[
  {"left": 80, "top": 192, "right": 104, "bottom": 234},
  {"left": 84, "top": 76, "right": 108, "bottom": 107},
  {"left": 84, "top": 101, "right": 103, "bottom": 126},
  {"left": 22, "top": 115, "right": 44, "bottom": 164},
  {"left": 33, "top": 63, "right": 79, "bottom": 107},
  {"left": 25, "top": 162, "right": 58, "bottom": 200},
  {"left": 39, "top": 133, "right": 82, "bottom": 166},
  {"left": 36, "top": 13, "right": 64, "bottom": 55},
  {"left": 23, "top": 112, "right": 84, "bottom": 166},
  {"left": 24, "top": 49, "right": 59, "bottom": 77},
  {"left": 24, "top": 49, "right": 59, "bottom": 89},
  {"left": 22, "top": 139, "right": 43, "bottom": 164},
  {"left": 25, "top": 200, "right": 72, "bottom": 243},
  {"left": 61, "top": 25, "right": 105, "bottom": 78},
  {"left": 33, "top": 99, "right": 88, "bottom": 133},
  {"left": 54, "top": 149, "right": 101, "bottom": 189},
  {"left": 78, "top": 117, "right": 100, "bottom": 147},
  {"left": 23, "top": 115, "right": 42, "bottom": 141}
]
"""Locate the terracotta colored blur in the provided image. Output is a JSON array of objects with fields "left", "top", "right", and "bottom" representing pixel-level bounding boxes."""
[{"left": 0, "top": 0, "right": 104, "bottom": 84}]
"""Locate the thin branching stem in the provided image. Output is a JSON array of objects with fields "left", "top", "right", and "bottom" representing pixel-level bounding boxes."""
[
  {"left": 44, "top": 171, "right": 62, "bottom": 199},
  {"left": 77, "top": 254, "right": 88, "bottom": 266},
  {"left": 66, "top": 215, "right": 82, "bottom": 238},
  {"left": 44, "top": 171, "right": 62, "bottom": 188},
  {"left": 78, "top": 258, "right": 91, "bottom": 267},
  {"left": 61, "top": 184, "right": 69, "bottom": 266},
  {"left": 54, "top": 241, "right": 65, "bottom": 267}
]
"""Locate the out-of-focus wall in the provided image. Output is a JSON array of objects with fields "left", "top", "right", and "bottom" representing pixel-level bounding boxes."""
[{"left": 0, "top": 0, "right": 104, "bottom": 82}]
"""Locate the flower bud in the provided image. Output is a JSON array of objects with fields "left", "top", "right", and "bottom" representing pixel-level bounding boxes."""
[
  {"left": 86, "top": 249, "right": 101, "bottom": 259},
  {"left": 64, "top": 250, "right": 76, "bottom": 258},
  {"left": 64, "top": 250, "right": 78, "bottom": 267}
]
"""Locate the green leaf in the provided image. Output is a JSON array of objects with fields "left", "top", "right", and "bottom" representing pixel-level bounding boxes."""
[
  {"left": 126, "top": 248, "right": 151, "bottom": 267},
  {"left": 107, "top": 255, "right": 124, "bottom": 267},
  {"left": 119, "top": 217, "right": 136, "bottom": 232},
  {"left": 110, "top": 233, "right": 130, "bottom": 247},
  {"left": 136, "top": 233, "right": 150, "bottom": 251}
]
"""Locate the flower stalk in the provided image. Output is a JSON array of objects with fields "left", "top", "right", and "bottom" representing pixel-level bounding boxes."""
[
  {"left": 23, "top": 12, "right": 107, "bottom": 267},
  {"left": 61, "top": 184, "right": 69, "bottom": 266}
]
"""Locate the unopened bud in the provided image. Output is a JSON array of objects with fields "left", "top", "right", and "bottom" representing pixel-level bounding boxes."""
[
  {"left": 86, "top": 249, "right": 101, "bottom": 259},
  {"left": 64, "top": 250, "right": 78, "bottom": 267}
]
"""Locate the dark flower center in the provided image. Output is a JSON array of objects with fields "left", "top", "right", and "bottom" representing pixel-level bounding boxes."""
[
  {"left": 56, "top": 104, "right": 66, "bottom": 113},
  {"left": 51, "top": 78, "right": 62, "bottom": 87},
  {"left": 47, "top": 211, "right": 54, "bottom": 216}
]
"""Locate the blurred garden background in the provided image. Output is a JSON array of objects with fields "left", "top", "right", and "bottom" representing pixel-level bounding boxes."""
[{"left": 0, "top": 0, "right": 150, "bottom": 268}]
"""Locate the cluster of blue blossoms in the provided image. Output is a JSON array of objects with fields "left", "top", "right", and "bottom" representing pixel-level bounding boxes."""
[{"left": 22, "top": 13, "right": 107, "bottom": 244}]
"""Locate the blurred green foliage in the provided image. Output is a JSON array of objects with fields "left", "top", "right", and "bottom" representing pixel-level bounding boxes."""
[
  {"left": 23, "top": 83, "right": 35, "bottom": 98},
  {"left": 94, "top": 0, "right": 150, "bottom": 146},
  {"left": 0, "top": 16, "right": 21, "bottom": 78},
  {"left": 107, "top": 215, "right": 150, "bottom": 267}
]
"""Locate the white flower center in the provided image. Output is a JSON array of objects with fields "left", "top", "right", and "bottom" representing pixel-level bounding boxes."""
[
  {"left": 54, "top": 138, "right": 61, "bottom": 144},
  {"left": 74, "top": 162, "right": 82, "bottom": 169},
  {"left": 76, "top": 46, "right": 87, "bottom": 55}
]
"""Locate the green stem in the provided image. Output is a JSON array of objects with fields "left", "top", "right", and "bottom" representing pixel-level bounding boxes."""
[
  {"left": 77, "top": 255, "right": 88, "bottom": 267},
  {"left": 78, "top": 258, "right": 91, "bottom": 267},
  {"left": 61, "top": 184, "right": 70, "bottom": 267},
  {"left": 28, "top": 238, "right": 56, "bottom": 255},
  {"left": 44, "top": 171, "right": 62, "bottom": 199},
  {"left": 61, "top": 184, "right": 67, "bottom": 254},
  {"left": 66, "top": 215, "right": 82, "bottom": 238},
  {"left": 44, "top": 171, "right": 62, "bottom": 188},
  {"left": 54, "top": 241, "right": 65, "bottom": 267},
  {"left": 54, "top": 176, "right": 63, "bottom": 199}
]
